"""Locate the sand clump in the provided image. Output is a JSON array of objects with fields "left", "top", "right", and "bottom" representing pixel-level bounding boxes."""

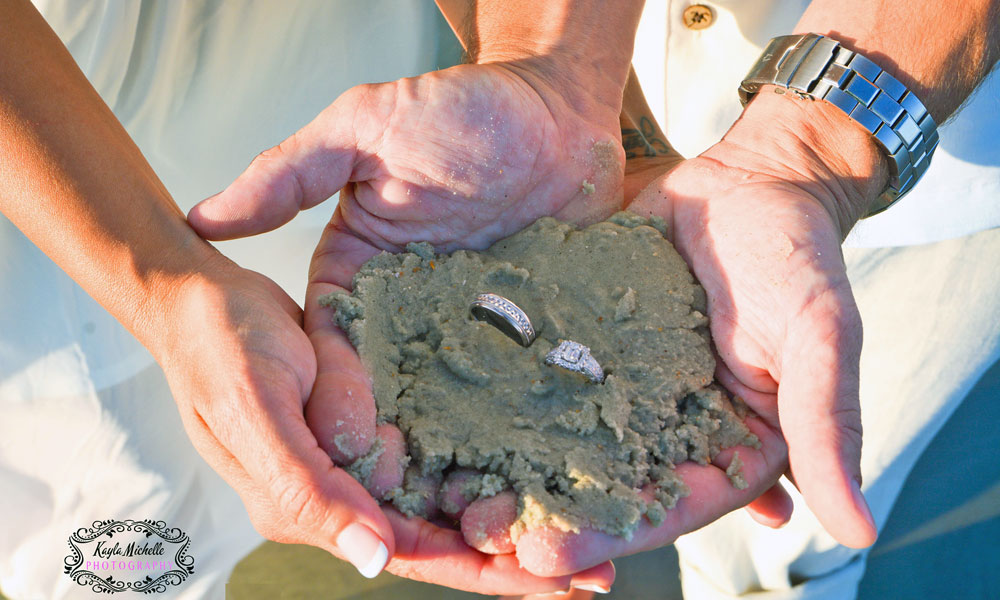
[{"left": 321, "top": 213, "right": 758, "bottom": 539}]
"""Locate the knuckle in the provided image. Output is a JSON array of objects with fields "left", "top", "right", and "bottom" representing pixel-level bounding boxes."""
[
  {"left": 833, "top": 403, "right": 864, "bottom": 441},
  {"left": 255, "top": 133, "right": 299, "bottom": 165}
]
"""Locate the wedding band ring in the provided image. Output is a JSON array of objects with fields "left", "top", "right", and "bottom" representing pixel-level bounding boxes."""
[
  {"left": 545, "top": 340, "right": 605, "bottom": 384},
  {"left": 470, "top": 293, "right": 536, "bottom": 347}
]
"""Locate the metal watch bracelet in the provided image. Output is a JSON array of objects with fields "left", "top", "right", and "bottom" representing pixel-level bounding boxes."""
[{"left": 739, "top": 33, "right": 939, "bottom": 217}]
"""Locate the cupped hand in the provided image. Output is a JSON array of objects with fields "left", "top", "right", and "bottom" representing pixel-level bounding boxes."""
[
  {"left": 187, "top": 61, "right": 628, "bottom": 595},
  {"left": 153, "top": 253, "right": 396, "bottom": 579},
  {"left": 500, "top": 90, "right": 885, "bottom": 578},
  {"left": 189, "top": 61, "right": 626, "bottom": 251},
  {"left": 629, "top": 92, "right": 883, "bottom": 552}
]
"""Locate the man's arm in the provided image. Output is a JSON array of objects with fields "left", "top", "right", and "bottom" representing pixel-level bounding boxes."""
[
  {"left": 736, "top": 0, "right": 1000, "bottom": 233},
  {"left": 799, "top": 0, "right": 1000, "bottom": 124},
  {"left": 619, "top": 66, "right": 684, "bottom": 200},
  {"left": 435, "top": 0, "right": 644, "bottom": 126}
]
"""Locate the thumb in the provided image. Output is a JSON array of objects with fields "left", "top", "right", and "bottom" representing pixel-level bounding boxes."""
[
  {"left": 778, "top": 289, "right": 876, "bottom": 548},
  {"left": 189, "top": 108, "right": 358, "bottom": 241}
]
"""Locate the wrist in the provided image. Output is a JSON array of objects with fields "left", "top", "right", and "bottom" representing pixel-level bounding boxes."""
[
  {"left": 723, "top": 86, "right": 889, "bottom": 236},
  {"left": 469, "top": 1, "right": 642, "bottom": 122},
  {"left": 125, "top": 235, "right": 232, "bottom": 362}
]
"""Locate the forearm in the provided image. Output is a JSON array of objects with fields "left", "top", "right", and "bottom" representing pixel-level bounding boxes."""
[
  {"left": 0, "top": 0, "right": 218, "bottom": 351},
  {"left": 435, "top": 0, "right": 644, "bottom": 120},
  {"left": 732, "top": 0, "right": 1000, "bottom": 231},
  {"left": 796, "top": 0, "right": 1000, "bottom": 124}
]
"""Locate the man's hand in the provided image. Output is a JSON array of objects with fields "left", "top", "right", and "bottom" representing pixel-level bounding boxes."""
[
  {"left": 189, "top": 62, "right": 625, "bottom": 252},
  {"left": 449, "top": 85, "right": 885, "bottom": 580},
  {"left": 637, "top": 88, "right": 886, "bottom": 549},
  {"left": 532, "top": 85, "right": 889, "bottom": 574},
  {"left": 188, "top": 61, "right": 627, "bottom": 595}
]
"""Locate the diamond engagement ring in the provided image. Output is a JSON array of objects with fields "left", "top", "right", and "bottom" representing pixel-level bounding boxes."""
[
  {"left": 470, "top": 293, "right": 537, "bottom": 347},
  {"left": 545, "top": 340, "right": 605, "bottom": 384}
]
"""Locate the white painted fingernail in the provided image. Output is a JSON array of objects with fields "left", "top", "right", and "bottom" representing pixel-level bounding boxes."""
[
  {"left": 574, "top": 583, "right": 611, "bottom": 593},
  {"left": 336, "top": 523, "right": 388, "bottom": 578}
]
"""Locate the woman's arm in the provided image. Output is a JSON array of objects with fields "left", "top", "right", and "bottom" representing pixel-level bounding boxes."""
[
  {"left": 0, "top": 0, "right": 215, "bottom": 349},
  {"left": 0, "top": 0, "right": 397, "bottom": 578}
]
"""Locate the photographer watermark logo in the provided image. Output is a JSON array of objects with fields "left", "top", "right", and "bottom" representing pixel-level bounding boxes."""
[{"left": 63, "top": 519, "right": 195, "bottom": 594}]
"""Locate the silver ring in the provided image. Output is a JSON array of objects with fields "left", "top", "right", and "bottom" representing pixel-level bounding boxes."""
[
  {"left": 470, "top": 293, "right": 536, "bottom": 347},
  {"left": 545, "top": 340, "right": 605, "bottom": 383}
]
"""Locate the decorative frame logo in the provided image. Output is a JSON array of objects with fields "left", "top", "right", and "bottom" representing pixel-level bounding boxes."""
[{"left": 63, "top": 519, "right": 194, "bottom": 594}]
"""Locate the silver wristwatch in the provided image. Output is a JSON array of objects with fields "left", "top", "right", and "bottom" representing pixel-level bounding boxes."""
[{"left": 739, "top": 33, "right": 939, "bottom": 217}]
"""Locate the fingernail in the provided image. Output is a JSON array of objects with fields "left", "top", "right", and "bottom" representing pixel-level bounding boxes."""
[
  {"left": 850, "top": 479, "right": 876, "bottom": 531},
  {"left": 336, "top": 523, "right": 388, "bottom": 578},
  {"left": 574, "top": 583, "right": 611, "bottom": 594}
]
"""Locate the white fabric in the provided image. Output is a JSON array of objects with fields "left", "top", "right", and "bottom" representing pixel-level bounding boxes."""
[
  {"left": 632, "top": 0, "right": 1000, "bottom": 248},
  {"left": 0, "top": 2, "right": 450, "bottom": 598}
]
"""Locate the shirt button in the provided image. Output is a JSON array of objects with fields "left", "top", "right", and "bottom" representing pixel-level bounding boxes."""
[{"left": 682, "top": 4, "right": 714, "bottom": 30}]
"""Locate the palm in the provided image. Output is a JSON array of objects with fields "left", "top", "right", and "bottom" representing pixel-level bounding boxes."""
[
  {"left": 622, "top": 149, "right": 867, "bottom": 546},
  {"left": 510, "top": 151, "right": 865, "bottom": 576},
  {"left": 304, "top": 64, "right": 629, "bottom": 589},
  {"left": 661, "top": 158, "right": 857, "bottom": 414}
]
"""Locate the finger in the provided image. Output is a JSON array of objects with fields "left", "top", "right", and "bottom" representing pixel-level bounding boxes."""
[
  {"left": 174, "top": 401, "right": 262, "bottom": 508},
  {"left": 438, "top": 468, "right": 482, "bottom": 519},
  {"left": 302, "top": 282, "right": 409, "bottom": 500},
  {"left": 778, "top": 290, "right": 876, "bottom": 548},
  {"left": 202, "top": 357, "right": 395, "bottom": 579},
  {"left": 365, "top": 424, "right": 408, "bottom": 498},
  {"left": 308, "top": 207, "right": 383, "bottom": 290},
  {"left": 515, "top": 417, "right": 785, "bottom": 576},
  {"left": 623, "top": 180, "right": 676, "bottom": 243},
  {"left": 744, "top": 482, "right": 794, "bottom": 528},
  {"left": 568, "top": 561, "right": 616, "bottom": 595},
  {"left": 709, "top": 432, "right": 791, "bottom": 530},
  {"left": 302, "top": 213, "right": 387, "bottom": 463},
  {"left": 714, "top": 354, "right": 779, "bottom": 429},
  {"left": 461, "top": 491, "right": 517, "bottom": 554},
  {"left": 399, "top": 466, "right": 443, "bottom": 519},
  {"left": 507, "top": 562, "right": 617, "bottom": 598},
  {"left": 188, "top": 98, "right": 359, "bottom": 240},
  {"left": 304, "top": 279, "right": 378, "bottom": 463},
  {"left": 383, "top": 508, "right": 614, "bottom": 596}
]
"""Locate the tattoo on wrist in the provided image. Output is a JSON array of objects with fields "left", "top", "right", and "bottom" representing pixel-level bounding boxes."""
[{"left": 622, "top": 116, "right": 673, "bottom": 159}]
